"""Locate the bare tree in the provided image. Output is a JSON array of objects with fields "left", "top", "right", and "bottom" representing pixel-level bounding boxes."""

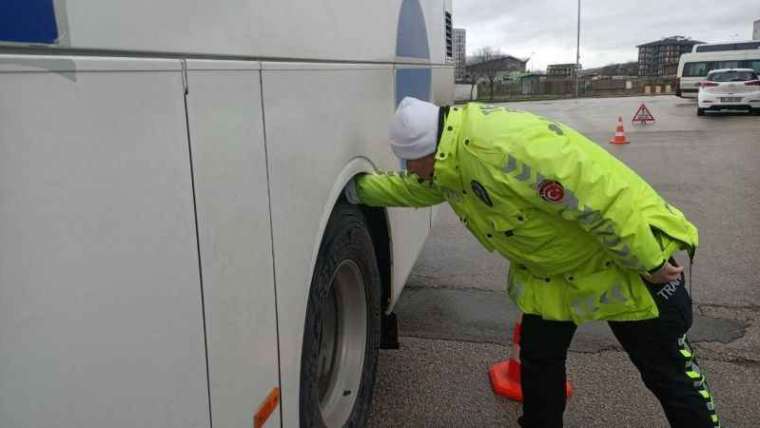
[{"left": 468, "top": 47, "right": 503, "bottom": 101}]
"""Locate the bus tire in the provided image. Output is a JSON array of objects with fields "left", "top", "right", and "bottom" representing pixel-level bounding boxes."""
[{"left": 300, "top": 202, "right": 382, "bottom": 428}]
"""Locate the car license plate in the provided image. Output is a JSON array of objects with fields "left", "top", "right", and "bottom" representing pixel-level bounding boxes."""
[{"left": 720, "top": 97, "right": 742, "bottom": 103}]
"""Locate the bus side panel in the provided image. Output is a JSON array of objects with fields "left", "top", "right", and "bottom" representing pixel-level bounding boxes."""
[
  {"left": 260, "top": 63, "right": 433, "bottom": 425},
  {"left": 383, "top": 63, "right": 455, "bottom": 309},
  {"left": 0, "top": 56, "right": 209, "bottom": 428},
  {"left": 184, "top": 61, "right": 280, "bottom": 428},
  {"left": 50, "top": 0, "right": 403, "bottom": 62}
]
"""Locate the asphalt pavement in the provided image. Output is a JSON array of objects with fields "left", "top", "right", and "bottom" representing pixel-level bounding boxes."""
[{"left": 368, "top": 96, "right": 760, "bottom": 427}]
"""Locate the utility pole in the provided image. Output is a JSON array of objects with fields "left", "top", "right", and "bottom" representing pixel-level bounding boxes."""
[{"left": 575, "top": 0, "right": 581, "bottom": 97}]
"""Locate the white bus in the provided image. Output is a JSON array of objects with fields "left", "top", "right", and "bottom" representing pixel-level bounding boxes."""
[
  {"left": 0, "top": 1, "right": 454, "bottom": 427},
  {"left": 677, "top": 49, "right": 760, "bottom": 98}
]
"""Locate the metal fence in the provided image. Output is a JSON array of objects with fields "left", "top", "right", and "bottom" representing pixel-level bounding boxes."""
[{"left": 469, "top": 77, "right": 678, "bottom": 101}]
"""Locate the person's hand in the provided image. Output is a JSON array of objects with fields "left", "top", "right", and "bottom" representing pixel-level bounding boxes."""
[
  {"left": 343, "top": 178, "right": 361, "bottom": 204},
  {"left": 644, "top": 262, "right": 683, "bottom": 284}
]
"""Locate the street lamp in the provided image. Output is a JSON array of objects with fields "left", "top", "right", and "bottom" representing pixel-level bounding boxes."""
[{"left": 575, "top": 0, "right": 581, "bottom": 97}]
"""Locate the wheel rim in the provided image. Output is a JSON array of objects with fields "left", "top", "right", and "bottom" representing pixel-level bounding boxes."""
[{"left": 317, "top": 260, "right": 368, "bottom": 427}]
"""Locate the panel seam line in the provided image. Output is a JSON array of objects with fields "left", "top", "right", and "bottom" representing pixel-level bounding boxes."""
[
  {"left": 181, "top": 59, "right": 214, "bottom": 428},
  {"left": 258, "top": 68, "right": 285, "bottom": 428}
]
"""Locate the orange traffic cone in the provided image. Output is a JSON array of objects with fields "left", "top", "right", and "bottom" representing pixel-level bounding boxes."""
[
  {"left": 609, "top": 116, "right": 629, "bottom": 144},
  {"left": 489, "top": 314, "right": 574, "bottom": 402}
]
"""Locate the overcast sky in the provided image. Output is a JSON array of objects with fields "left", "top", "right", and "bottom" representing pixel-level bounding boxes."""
[{"left": 453, "top": 0, "right": 760, "bottom": 71}]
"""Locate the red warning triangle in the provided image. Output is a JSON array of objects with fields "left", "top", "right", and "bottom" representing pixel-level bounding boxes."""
[{"left": 632, "top": 103, "right": 655, "bottom": 124}]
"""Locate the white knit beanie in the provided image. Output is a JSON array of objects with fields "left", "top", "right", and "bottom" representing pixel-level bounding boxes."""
[{"left": 388, "top": 97, "right": 440, "bottom": 160}]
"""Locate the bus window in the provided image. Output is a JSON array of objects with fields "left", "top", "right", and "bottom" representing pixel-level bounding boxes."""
[
  {"left": 683, "top": 62, "right": 718, "bottom": 77},
  {"left": 707, "top": 70, "right": 758, "bottom": 82},
  {"left": 684, "top": 62, "right": 705, "bottom": 77},
  {"left": 695, "top": 41, "right": 760, "bottom": 52},
  {"left": 718, "top": 61, "right": 739, "bottom": 69},
  {"left": 739, "top": 60, "right": 760, "bottom": 72},
  {"left": 735, "top": 41, "right": 760, "bottom": 50},
  {"left": 696, "top": 44, "right": 727, "bottom": 52}
]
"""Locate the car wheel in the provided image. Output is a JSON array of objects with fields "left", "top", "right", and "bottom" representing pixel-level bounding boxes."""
[
  {"left": 300, "top": 202, "right": 382, "bottom": 428},
  {"left": 697, "top": 108, "right": 705, "bottom": 116}
]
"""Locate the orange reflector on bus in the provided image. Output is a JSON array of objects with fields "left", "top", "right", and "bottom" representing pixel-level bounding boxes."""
[{"left": 253, "top": 387, "right": 280, "bottom": 428}]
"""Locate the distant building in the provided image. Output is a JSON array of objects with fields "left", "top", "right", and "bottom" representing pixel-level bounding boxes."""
[
  {"left": 754, "top": 19, "right": 760, "bottom": 40},
  {"left": 453, "top": 28, "right": 467, "bottom": 82},
  {"left": 547, "top": 63, "right": 579, "bottom": 79},
  {"left": 637, "top": 36, "right": 703, "bottom": 77},
  {"left": 465, "top": 55, "right": 527, "bottom": 82},
  {"left": 581, "top": 61, "right": 639, "bottom": 78}
]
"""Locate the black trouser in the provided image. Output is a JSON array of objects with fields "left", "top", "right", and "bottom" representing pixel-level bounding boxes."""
[{"left": 518, "top": 273, "right": 720, "bottom": 428}]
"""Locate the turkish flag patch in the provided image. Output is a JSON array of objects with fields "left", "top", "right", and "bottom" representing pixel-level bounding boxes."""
[{"left": 538, "top": 180, "right": 565, "bottom": 203}]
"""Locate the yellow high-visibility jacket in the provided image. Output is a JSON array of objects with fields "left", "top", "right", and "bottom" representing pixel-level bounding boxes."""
[{"left": 351, "top": 103, "right": 698, "bottom": 324}]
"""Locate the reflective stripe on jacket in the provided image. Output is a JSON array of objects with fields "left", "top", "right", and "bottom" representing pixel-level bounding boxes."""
[{"left": 355, "top": 103, "right": 698, "bottom": 324}]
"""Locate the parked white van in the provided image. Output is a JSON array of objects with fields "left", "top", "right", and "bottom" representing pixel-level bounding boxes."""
[{"left": 677, "top": 49, "right": 760, "bottom": 98}]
